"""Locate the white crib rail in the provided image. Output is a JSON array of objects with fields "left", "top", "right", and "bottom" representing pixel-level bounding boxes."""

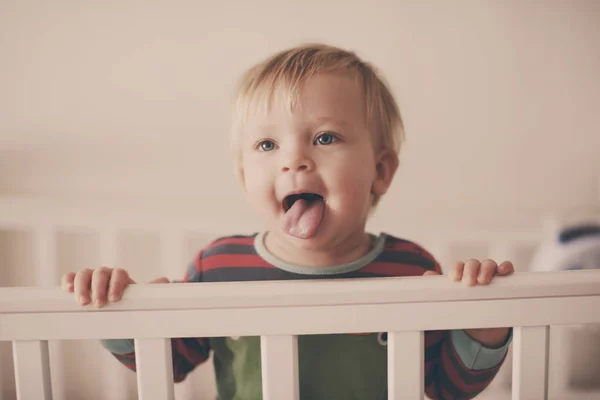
[{"left": 1, "top": 269, "right": 600, "bottom": 400}]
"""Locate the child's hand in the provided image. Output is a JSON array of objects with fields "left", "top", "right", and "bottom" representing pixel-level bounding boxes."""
[
  {"left": 451, "top": 258, "right": 514, "bottom": 285},
  {"left": 424, "top": 259, "right": 514, "bottom": 286},
  {"left": 424, "top": 259, "right": 515, "bottom": 348},
  {"left": 60, "top": 268, "right": 169, "bottom": 308}
]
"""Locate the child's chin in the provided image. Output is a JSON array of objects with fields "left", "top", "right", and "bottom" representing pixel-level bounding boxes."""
[{"left": 281, "top": 229, "right": 333, "bottom": 249}]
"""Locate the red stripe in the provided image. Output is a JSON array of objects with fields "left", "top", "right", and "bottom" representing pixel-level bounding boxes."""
[
  {"left": 121, "top": 360, "right": 136, "bottom": 370},
  {"left": 193, "top": 255, "right": 202, "bottom": 273},
  {"left": 361, "top": 262, "right": 430, "bottom": 276},
  {"left": 440, "top": 339, "right": 494, "bottom": 393},
  {"left": 197, "top": 337, "right": 210, "bottom": 349},
  {"left": 423, "top": 331, "right": 444, "bottom": 398},
  {"left": 386, "top": 241, "right": 422, "bottom": 253},
  {"left": 173, "top": 338, "right": 194, "bottom": 364},
  {"left": 441, "top": 340, "right": 471, "bottom": 391},
  {"left": 425, "top": 360, "right": 434, "bottom": 375},
  {"left": 202, "top": 254, "right": 274, "bottom": 271},
  {"left": 385, "top": 240, "right": 440, "bottom": 268},
  {"left": 190, "top": 236, "right": 257, "bottom": 274},
  {"left": 425, "top": 383, "right": 438, "bottom": 400},
  {"left": 447, "top": 336, "right": 504, "bottom": 376},
  {"left": 440, "top": 385, "right": 454, "bottom": 399},
  {"left": 172, "top": 338, "right": 208, "bottom": 365},
  {"left": 425, "top": 330, "right": 444, "bottom": 347},
  {"left": 174, "top": 369, "right": 187, "bottom": 383},
  {"left": 114, "top": 353, "right": 137, "bottom": 371}
]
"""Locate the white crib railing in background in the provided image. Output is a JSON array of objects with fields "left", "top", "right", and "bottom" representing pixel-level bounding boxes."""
[
  {"left": 1, "top": 197, "right": 600, "bottom": 400},
  {"left": 1, "top": 270, "right": 600, "bottom": 400}
]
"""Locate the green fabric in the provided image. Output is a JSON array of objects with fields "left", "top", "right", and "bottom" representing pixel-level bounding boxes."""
[{"left": 210, "top": 334, "right": 388, "bottom": 400}]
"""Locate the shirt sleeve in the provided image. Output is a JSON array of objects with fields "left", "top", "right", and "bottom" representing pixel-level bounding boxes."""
[
  {"left": 424, "top": 328, "right": 511, "bottom": 399},
  {"left": 98, "top": 252, "right": 211, "bottom": 382},
  {"left": 418, "top": 247, "right": 512, "bottom": 399},
  {"left": 451, "top": 328, "right": 512, "bottom": 370}
]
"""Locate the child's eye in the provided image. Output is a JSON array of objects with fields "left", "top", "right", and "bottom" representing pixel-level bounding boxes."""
[
  {"left": 257, "top": 140, "right": 276, "bottom": 152},
  {"left": 314, "top": 132, "right": 338, "bottom": 146}
]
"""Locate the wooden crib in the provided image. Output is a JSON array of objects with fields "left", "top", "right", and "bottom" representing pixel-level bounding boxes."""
[{"left": 1, "top": 197, "right": 599, "bottom": 400}]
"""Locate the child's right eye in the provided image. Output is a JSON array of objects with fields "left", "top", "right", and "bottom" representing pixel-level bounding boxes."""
[{"left": 257, "top": 140, "right": 276, "bottom": 152}]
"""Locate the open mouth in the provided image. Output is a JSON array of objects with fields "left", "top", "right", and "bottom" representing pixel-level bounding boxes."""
[{"left": 283, "top": 193, "right": 324, "bottom": 212}]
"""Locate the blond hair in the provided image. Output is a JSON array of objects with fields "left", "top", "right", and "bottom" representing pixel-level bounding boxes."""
[{"left": 230, "top": 43, "right": 405, "bottom": 205}]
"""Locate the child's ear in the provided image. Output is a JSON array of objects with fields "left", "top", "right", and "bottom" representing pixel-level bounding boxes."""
[{"left": 372, "top": 149, "right": 399, "bottom": 196}]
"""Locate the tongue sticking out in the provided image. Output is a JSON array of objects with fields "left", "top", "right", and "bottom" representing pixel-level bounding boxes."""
[{"left": 283, "top": 198, "right": 325, "bottom": 239}]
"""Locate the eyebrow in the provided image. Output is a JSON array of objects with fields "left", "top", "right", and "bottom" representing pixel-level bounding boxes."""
[
  {"left": 311, "top": 116, "right": 349, "bottom": 129},
  {"left": 244, "top": 116, "right": 351, "bottom": 139}
]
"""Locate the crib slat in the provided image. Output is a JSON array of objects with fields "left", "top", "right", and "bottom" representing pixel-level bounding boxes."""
[
  {"left": 160, "top": 231, "right": 184, "bottom": 273},
  {"left": 99, "top": 230, "right": 119, "bottom": 267},
  {"left": 160, "top": 231, "right": 196, "bottom": 400},
  {"left": 100, "top": 231, "right": 133, "bottom": 398},
  {"left": 12, "top": 340, "right": 53, "bottom": 400},
  {"left": 260, "top": 335, "right": 299, "bottom": 400},
  {"left": 512, "top": 326, "right": 549, "bottom": 400},
  {"left": 388, "top": 331, "right": 424, "bottom": 400},
  {"left": 33, "top": 228, "right": 63, "bottom": 400},
  {"left": 34, "top": 227, "right": 57, "bottom": 287},
  {"left": 134, "top": 338, "right": 175, "bottom": 400}
]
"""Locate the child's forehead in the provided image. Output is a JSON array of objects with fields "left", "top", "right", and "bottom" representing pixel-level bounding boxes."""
[
  {"left": 239, "top": 73, "right": 366, "bottom": 128},
  {"left": 243, "top": 112, "right": 354, "bottom": 135}
]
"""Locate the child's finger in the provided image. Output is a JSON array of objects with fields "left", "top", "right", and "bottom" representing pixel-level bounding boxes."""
[
  {"left": 73, "top": 269, "right": 93, "bottom": 305},
  {"left": 477, "top": 259, "right": 498, "bottom": 285},
  {"left": 149, "top": 277, "right": 170, "bottom": 284},
  {"left": 451, "top": 262, "right": 464, "bottom": 282},
  {"left": 91, "top": 267, "right": 113, "bottom": 308},
  {"left": 61, "top": 272, "right": 76, "bottom": 292},
  {"left": 462, "top": 259, "right": 481, "bottom": 286},
  {"left": 498, "top": 261, "right": 515, "bottom": 275},
  {"left": 108, "top": 268, "right": 135, "bottom": 302}
]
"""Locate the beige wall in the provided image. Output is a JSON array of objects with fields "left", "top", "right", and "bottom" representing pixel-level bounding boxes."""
[{"left": 1, "top": 0, "right": 599, "bottom": 230}]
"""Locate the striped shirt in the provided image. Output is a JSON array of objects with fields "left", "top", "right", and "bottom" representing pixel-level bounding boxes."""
[{"left": 102, "top": 232, "right": 511, "bottom": 399}]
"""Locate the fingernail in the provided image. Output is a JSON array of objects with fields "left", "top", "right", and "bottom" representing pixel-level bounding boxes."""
[
  {"left": 79, "top": 296, "right": 88, "bottom": 305},
  {"left": 109, "top": 294, "right": 118, "bottom": 302},
  {"left": 95, "top": 299, "right": 104, "bottom": 308}
]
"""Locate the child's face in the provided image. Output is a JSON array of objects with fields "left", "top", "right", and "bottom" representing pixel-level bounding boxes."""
[{"left": 239, "top": 73, "right": 394, "bottom": 251}]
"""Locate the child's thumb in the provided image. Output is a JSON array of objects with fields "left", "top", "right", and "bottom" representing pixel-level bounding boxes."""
[
  {"left": 423, "top": 270, "right": 441, "bottom": 276},
  {"left": 148, "top": 277, "right": 170, "bottom": 284}
]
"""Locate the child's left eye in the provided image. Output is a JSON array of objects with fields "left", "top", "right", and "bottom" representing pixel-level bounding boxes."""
[{"left": 314, "top": 133, "right": 338, "bottom": 145}]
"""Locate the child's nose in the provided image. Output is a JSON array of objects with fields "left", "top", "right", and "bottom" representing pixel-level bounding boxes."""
[
  {"left": 281, "top": 151, "right": 314, "bottom": 172},
  {"left": 283, "top": 164, "right": 305, "bottom": 172}
]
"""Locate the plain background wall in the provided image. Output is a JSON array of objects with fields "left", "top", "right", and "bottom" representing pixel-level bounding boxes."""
[
  {"left": 1, "top": 0, "right": 599, "bottom": 231},
  {"left": 0, "top": 1, "right": 599, "bottom": 399}
]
